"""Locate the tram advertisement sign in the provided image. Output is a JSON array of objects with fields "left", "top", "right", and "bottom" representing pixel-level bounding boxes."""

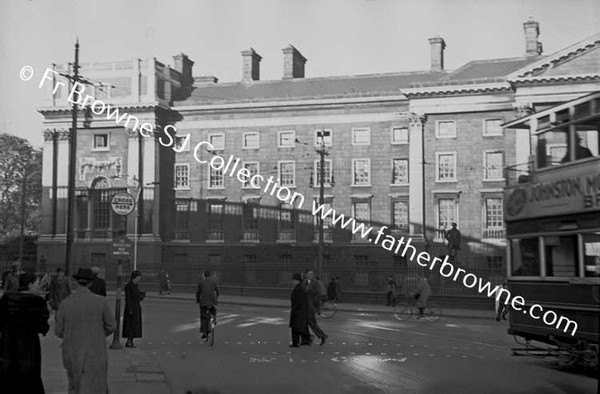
[
  {"left": 112, "top": 235, "right": 132, "bottom": 257},
  {"left": 504, "top": 160, "right": 600, "bottom": 221},
  {"left": 111, "top": 193, "right": 135, "bottom": 216}
]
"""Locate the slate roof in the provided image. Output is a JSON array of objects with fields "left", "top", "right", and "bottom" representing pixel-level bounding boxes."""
[
  {"left": 174, "top": 71, "right": 446, "bottom": 106},
  {"left": 173, "top": 55, "right": 546, "bottom": 106}
]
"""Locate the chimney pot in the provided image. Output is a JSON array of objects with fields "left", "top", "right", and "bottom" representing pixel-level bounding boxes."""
[
  {"left": 282, "top": 45, "right": 306, "bottom": 79},
  {"left": 241, "top": 48, "right": 262, "bottom": 82},
  {"left": 172, "top": 53, "right": 194, "bottom": 86},
  {"left": 428, "top": 37, "right": 446, "bottom": 72},
  {"left": 523, "top": 17, "right": 543, "bottom": 57}
]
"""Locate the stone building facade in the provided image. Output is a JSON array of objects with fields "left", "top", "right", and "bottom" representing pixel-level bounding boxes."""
[{"left": 37, "top": 19, "right": 600, "bottom": 297}]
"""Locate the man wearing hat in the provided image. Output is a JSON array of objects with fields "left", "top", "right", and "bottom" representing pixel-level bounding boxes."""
[
  {"left": 289, "top": 273, "right": 311, "bottom": 347},
  {"left": 196, "top": 270, "right": 219, "bottom": 340},
  {"left": 55, "top": 268, "right": 116, "bottom": 394},
  {"left": 444, "top": 222, "right": 461, "bottom": 263}
]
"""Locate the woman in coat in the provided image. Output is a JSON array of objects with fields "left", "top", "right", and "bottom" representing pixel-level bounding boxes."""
[
  {"left": 122, "top": 270, "right": 145, "bottom": 348},
  {"left": 0, "top": 271, "right": 50, "bottom": 394}
]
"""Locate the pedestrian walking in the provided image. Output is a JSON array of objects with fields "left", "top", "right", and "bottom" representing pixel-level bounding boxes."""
[
  {"left": 496, "top": 281, "right": 509, "bottom": 322},
  {"left": 55, "top": 268, "right": 116, "bottom": 394},
  {"left": 414, "top": 272, "right": 432, "bottom": 318},
  {"left": 1, "top": 261, "right": 22, "bottom": 293},
  {"left": 0, "top": 271, "right": 49, "bottom": 394},
  {"left": 334, "top": 277, "right": 342, "bottom": 302},
  {"left": 289, "top": 273, "right": 311, "bottom": 347},
  {"left": 123, "top": 270, "right": 145, "bottom": 348},
  {"left": 48, "top": 267, "right": 71, "bottom": 311},
  {"left": 158, "top": 268, "right": 171, "bottom": 295},
  {"left": 195, "top": 270, "right": 219, "bottom": 340},
  {"left": 327, "top": 277, "right": 337, "bottom": 302},
  {"left": 386, "top": 276, "right": 398, "bottom": 307},
  {"left": 444, "top": 222, "right": 461, "bottom": 264},
  {"left": 303, "top": 270, "right": 328, "bottom": 346},
  {"left": 89, "top": 266, "right": 107, "bottom": 297}
]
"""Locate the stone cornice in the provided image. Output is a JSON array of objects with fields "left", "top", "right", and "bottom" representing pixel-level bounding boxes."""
[{"left": 401, "top": 82, "right": 512, "bottom": 98}]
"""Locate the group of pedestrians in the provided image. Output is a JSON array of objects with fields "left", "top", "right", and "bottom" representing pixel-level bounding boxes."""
[
  {"left": 0, "top": 262, "right": 146, "bottom": 394},
  {"left": 289, "top": 269, "right": 329, "bottom": 347}
]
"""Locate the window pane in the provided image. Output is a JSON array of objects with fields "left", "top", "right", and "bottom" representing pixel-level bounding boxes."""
[
  {"left": 437, "top": 154, "right": 455, "bottom": 180},
  {"left": 209, "top": 134, "right": 225, "bottom": 150},
  {"left": 392, "top": 201, "right": 408, "bottom": 230},
  {"left": 545, "top": 235, "right": 578, "bottom": 277},
  {"left": 315, "top": 159, "right": 332, "bottom": 185},
  {"left": 279, "top": 131, "right": 295, "bottom": 147},
  {"left": 535, "top": 128, "right": 568, "bottom": 168},
  {"left": 353, "top": 159, "right": 370, "bottom": 185},
  {"left": 353, "top": 202, "right": 370, "bottom": 222},
  {"left": 485, "top": 152, "right": 503, "bottom": 179},
  {"left": 575, "top": 125, "right": 599, "bottom": 160},
  {"left": 438, "top": 121, "right": 456, "bottom": 138},
  {"left": 175, "top": 165, "right": 189, "bottom": 188},
  {"left": 392, "top": 159, "right": 408, "bottom": 184},
  {"left": 353, "top": 128, "right": 370, "bottom": 145},
  {"left": 316, "top": 129, "right": 332, "bottom": 146},
  {"left": 209, "top": 167, "right": 224, "bottom": 188},
  {"left": 244, "top": 133, "right": 259, "bottom": 148},
  {"left": 583, "top": 232, "right": 600, "bottom": 277},
  {"left": 94, "top": 134, "right": 108, "bottom": 148},
  {"left": 484, "top": 119, "right": 502, "bottom": 136},
  {"left": 437, "top": 198, "right": 456, "bottom": 229},
  {"left": 279, "top": 161, "right": 295, "bottom": 186},
  {"left": 243, "top": 162, "right": 259, "bottom": 188},
  {"left": 485, "top": 198, "right": 503, "bottom": 228},
  {"left": 511, "top": 238, "right": 541, "bottom": 276},
  {"left": 175, "top": 200, "right": 190, "bottom": 239},
  {"left": 392, "top": 127, "right": 408, "bottom": 143}
]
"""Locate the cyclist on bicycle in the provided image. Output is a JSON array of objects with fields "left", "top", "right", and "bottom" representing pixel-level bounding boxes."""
[
  {"left": 196, "top": 270, "right": 219, "bottom": 340},
  {"left": 413, "top": 272, "right": 431, "bottom": 318}
]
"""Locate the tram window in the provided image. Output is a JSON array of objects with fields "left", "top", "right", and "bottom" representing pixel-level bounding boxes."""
[
  {"left": 575, "top": 125, "right": 599, "bottom": 161},
  {"left": 544, "top": 235, "right": 578, "bottom": 277},
  {"left": 533, "top": 127, "right": 568, "bottom": 168},
  {"left": 583, "top": 232, "right": 600, "bottom": 278},
  {"left": 511, "top": 238, "right": 541, "bottom": 276}
]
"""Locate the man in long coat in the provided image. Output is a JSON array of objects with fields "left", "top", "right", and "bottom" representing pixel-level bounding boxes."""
[
  {"left": 55, "top": 268, "right": 115, "bottom": 394},
  {"left": 303, "top": 270, "right": 328, "bottom": 345},
  {"left": 123, "top": 270, "right": 145, "bottom": 348},
  {"left": 289, "top": 274, "right": 311, "bottom": 347},
  {"left": 89, "top": 266, "right": 107, "bottom": 297}
]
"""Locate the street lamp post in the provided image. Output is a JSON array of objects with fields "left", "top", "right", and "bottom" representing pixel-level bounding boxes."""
[{"left": 316, "top": 133, "right": 329, "bottom": 280}]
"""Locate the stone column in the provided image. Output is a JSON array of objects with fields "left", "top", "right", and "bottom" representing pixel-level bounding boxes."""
[{"left": 408, "top": 115, "right": 426, "bottom": 240}]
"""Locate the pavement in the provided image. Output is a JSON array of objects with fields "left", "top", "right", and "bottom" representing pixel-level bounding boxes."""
[
  {"left": 40, "top": 292, "right": 494, "bottom": 393},
  {"left": 41, "top": 313, "right": 170, "bottom": 394}
]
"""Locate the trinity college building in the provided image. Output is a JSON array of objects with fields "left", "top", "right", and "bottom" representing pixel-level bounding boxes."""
[{"left": 37, "top": 19, "right": 600, "bottom": 296}]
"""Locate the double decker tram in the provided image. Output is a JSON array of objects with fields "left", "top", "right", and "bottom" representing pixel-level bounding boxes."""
[{"left": 503, "top": 92, "right": 600, "bottom": 370}]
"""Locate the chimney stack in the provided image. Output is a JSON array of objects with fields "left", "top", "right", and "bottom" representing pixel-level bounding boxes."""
[
  {"left": 282, "top": 45, "right": 306, "bottom": 79},
  {"left": 523, "top": 17, "right": 543, "bottom": 57},
  {"left": 428, "top": 37, "right": 446, "bottom": 72},
  {"left": 241, "top": 48, "right": 262, "bottom": 83},
  {"left": 173, "top": 53, "right": 194, "bottom": 86}
]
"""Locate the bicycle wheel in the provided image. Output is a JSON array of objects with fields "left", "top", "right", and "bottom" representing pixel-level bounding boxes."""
[
  {"left": 321, "top": 301, "right": 337, "bottom": 318},
  {"left": 424, "top": 303, "right": 441, "bottom": 323},
  {"left": 209, "top": 318, "right": 216, "bottom": 346},
  {"left": 393, "top": 304, "right": 412, "bottom": 321}
]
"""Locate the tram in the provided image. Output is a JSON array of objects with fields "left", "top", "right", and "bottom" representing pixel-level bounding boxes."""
[{"left": 502, "top": 91, "right": 600, "bottom": 370}]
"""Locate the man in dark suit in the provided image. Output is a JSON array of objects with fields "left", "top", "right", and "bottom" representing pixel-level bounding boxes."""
[
  {"left": 195, "top": 270, "right": 219, "bottom": 340},
  {"left": 89, "top": 266, "right": 106, "bottom": 297},
  {"left": 289, "top": 273, "right": 311, "bottom": 347}
]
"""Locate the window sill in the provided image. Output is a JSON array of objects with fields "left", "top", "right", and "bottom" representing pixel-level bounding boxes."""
[
  {"left": 390, "top": 183, "right": 409, "bottom": 187},
  {"left": 91, "top": 147, "right": 110, "bottom": 152},
  {"left": 435, "top": 180, "right": 457, "bottom": 183},
  {"left": 391, "top": 141, "right": 409, "bottom": 145},
  {"left": 205, "top": 239, "right": 224, "bottom": 243},
  {"left": 174, "top": 187, "right": 191, "bottom": 191},
  {"left": 351, "top": 184, "right": 372, "bottom": 187},
  {"left": 483, "top": 133, "right": 503, "bottom": 137},
  {"left": 208, "top": 187, "right": 226, "bottom": 190},
  {"left": 482, "top": 178, "right": 505, "bottom": 182},
  {"left": 435, "top": 135, "right": 457, "bottom": 139}
]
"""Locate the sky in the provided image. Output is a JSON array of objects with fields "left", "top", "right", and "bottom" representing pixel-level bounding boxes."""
[{"left": 1, "top": 0, "right": 599, "bottom": 148}]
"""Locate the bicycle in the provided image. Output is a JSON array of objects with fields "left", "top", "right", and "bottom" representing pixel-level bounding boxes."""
[
  {"left": 205, "top": 309, "right": 216, "bottom": 346},
  {"left": 320, "top": 299, "right": 337, "bottom": 319},
  {"left": 393, "top": 296, "right": 442, "bottom": 323}
]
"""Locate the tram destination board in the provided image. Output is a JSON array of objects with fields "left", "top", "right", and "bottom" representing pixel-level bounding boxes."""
[{"left": 112, "top": 236, "right": 132, "bottom": 257}]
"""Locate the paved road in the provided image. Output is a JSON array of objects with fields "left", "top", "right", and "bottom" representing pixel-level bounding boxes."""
[{"left": 138, "top": 298, "right": 597, "bottom": 394}]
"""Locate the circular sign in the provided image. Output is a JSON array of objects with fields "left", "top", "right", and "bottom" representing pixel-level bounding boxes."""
[
  {"left": 506, "top": 188, "right": 527, "bottom": 217},
  {"left": 111, "top": 193, "right": 136, "bottom": 215}
]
